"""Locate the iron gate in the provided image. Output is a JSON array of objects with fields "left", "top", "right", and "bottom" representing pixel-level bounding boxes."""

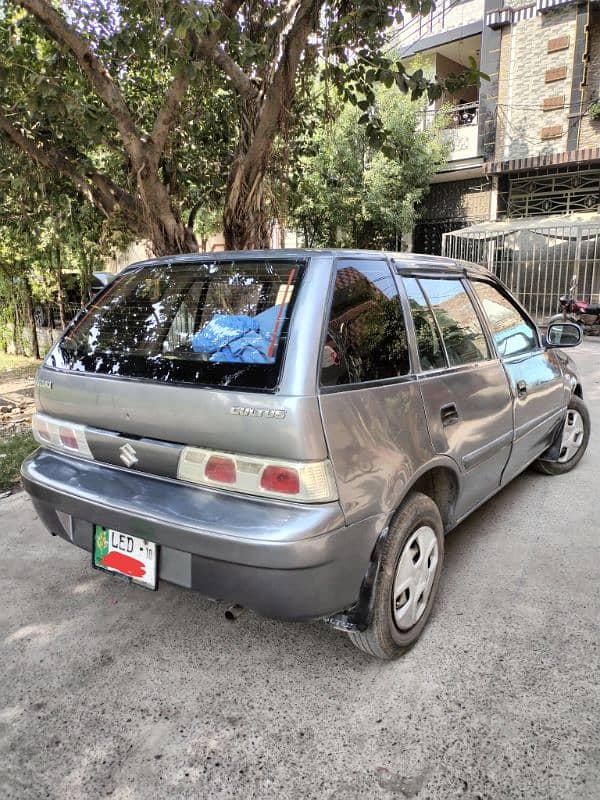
[{"left": 442, "top": 219, "right": 600, "bottom": 321}]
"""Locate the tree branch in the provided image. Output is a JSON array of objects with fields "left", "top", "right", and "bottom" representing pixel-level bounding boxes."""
[
  {"left": 148, "top": 67, "right": 191, "bottom": 165},
  {"left": 149, "top": 0, "right": 250, "bottom": 162},
  {"left": 18, "top": 0, "right": 144, "bottom": 164},
  {"left": 187, "top": 201, "right": 203, "bottom": 230},
  {"left": 191, "top": 36, "right": 258, "bottom": 100},
  {"left": 0, "top": 114, "right": 143, "bottom": 228},
  {"left": 245, "top": 0, "right": 320, "bottom": 181}
]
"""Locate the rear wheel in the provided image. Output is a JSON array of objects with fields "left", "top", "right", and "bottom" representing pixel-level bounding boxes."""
[
  {"left": 535, "top": 395, "right": 590, "bottom": 475},
  {"left": 347, "top": 492, "right": 444, "bottom": 660}
]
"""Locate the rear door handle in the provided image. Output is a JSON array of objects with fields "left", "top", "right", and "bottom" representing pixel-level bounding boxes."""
[
  {"left": 516, "top": 380, "right": 528, "bottom": 398},
  {"left": 440, "top": 402, "right": 459, "bottom": 427}
]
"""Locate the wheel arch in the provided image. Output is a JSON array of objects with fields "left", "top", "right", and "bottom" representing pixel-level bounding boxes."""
[
  {"left": 389, "top": 457, "right": 461, "bottom": 534},
  {"left": 327, "top": 458, "right": 461, "bottom": 633}
]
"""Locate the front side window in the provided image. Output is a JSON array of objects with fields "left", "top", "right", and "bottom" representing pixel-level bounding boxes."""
[
  {"left": 47, "top": 259, "right": 304, "bottom": 390},
  {"left": 419, "top": 278, "right": 490, "bottom": 367},
  {"left": 320, "top": 260, "right": 410, "bottom": 387},
  {"left": 471, "top": 281, "right": 538, "bottom": 357},
  {"left": 403, "top": 278, "right": 447, "bottom": 371}
]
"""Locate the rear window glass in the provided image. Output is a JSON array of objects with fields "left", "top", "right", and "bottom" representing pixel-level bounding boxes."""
[{"left": 47, "top": 259, "right": 304, "bottom": 390}]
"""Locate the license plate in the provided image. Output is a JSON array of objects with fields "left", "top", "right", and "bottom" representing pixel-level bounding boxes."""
[{"left": 93, "top": 525, "right": 158, "bottom": 590}]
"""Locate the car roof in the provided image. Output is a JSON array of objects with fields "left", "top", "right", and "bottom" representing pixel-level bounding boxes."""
[{"left": 124, "top": 249, "right": 493, "bottom": 277}]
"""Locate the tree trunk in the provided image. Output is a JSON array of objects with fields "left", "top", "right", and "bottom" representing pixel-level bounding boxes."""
[
  {"left": 223, "top": 174, "right": 272, "bottom": 250},
  {"left": 79, "top": 241, "right": 92, "bottom": 305},
  {"left": 138, "top": 166, "right": 199, "bottom": 256},
  {"left": 24, "top": 278, "right": 40, "bottom": 360},
  {"left": 54, "top": 245, "right": 66, "bottom": 328},
  {"left": 10, "top": 301, "right": 18, "bottom": 354},
  {"left": 222, "top": 98, "right": 274, "bottom": 251}
]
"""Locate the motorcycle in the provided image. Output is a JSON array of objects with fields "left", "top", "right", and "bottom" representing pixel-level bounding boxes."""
[{"left": 547, "top": 275, "right": 600, "bottom": 335}]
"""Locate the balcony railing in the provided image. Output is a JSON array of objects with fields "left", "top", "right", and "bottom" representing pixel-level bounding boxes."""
[
  {"left": 387, "top": 0, "right": 485, "bottom": 51},
  {"left": 439, "top": 102, "right": 480, "bottom": 162}
]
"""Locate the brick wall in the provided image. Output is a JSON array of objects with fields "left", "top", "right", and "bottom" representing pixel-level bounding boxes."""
[
  {"left": 578, "top": 11, "right": 600, "bottom": 149},
  {"left": 499, "top": 6, "right": 578, "bottom": 160}
]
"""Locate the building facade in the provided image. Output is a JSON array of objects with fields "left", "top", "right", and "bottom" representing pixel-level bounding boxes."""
[{"left": 395, "top": 0, "right": 600, "bottom": 318}]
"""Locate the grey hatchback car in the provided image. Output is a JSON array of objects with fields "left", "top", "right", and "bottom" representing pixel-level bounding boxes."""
[{"left": 23, "top": 250, "right": 590, "bottom": 659}]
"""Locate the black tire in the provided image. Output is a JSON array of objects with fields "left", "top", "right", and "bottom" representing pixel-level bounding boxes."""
[
  {"left": 534, "top": 395, "right": 590, "bottom": 475},
  {"left": 347, "top": 491, "right": 444, "bottom": 660}
]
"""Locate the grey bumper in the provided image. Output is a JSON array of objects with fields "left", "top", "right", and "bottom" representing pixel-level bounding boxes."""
[{"left": 22, "top": 449, "right": 384, "bottom": 621}]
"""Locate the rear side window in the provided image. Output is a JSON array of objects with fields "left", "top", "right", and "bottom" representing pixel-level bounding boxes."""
[
  {"left": 320, "top": 259, "right": 410, "bottom": 387},
  {"left": 471, "top": 281, "right": 538, "bottom": 357},
  {"left": 403, "top": 278, "right": 447, "bottom": 371},
  {"left": 48, "top": 259, "right": 304, "bottom": 390},
  {"left": 419, "top": 278, "right": 490, "bottom": 366}
]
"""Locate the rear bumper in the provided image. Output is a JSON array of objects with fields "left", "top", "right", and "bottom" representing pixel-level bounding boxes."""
[{"left": 22, "top": 449, "right": 384, "bottom": 621}]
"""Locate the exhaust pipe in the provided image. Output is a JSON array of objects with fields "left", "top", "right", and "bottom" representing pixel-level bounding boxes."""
[{"left": 224, "top": 603, "right": 246, "bottom": 622}]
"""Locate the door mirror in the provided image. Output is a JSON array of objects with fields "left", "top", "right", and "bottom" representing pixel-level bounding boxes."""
[{"left": 545, "top": 321, "right": 582, "bottom": 348}]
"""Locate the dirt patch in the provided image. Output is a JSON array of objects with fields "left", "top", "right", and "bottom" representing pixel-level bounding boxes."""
[{"left": 0, "top": 357, "right": 40, "bottom": 439}]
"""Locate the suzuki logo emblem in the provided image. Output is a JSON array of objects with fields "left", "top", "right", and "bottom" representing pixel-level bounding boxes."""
[{"left": 119, "top": 442, "right": 139, "bottom": 468}]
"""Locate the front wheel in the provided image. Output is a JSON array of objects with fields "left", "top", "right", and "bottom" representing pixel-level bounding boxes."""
[
  {"left": 347, "top": 492, "right": 444, "bottom": 660},
  {"left": 535, "top": 395, "right": 590, "bottom": 475}
]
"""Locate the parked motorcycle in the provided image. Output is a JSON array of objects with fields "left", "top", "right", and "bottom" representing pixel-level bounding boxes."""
[{"left": 547, "top": 275, "right": 600, "bottom": 335}]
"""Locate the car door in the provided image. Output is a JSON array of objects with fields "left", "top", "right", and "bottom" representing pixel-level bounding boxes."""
[
  {"left": 400, "top": 273, "right": 514, "bottom": 520},
  {"left": 470, "top": 279, "right": 566, "bottom": 484}
]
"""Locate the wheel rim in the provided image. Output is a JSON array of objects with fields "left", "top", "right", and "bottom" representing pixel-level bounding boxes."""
[
  {"left": 557, "top": 409, "right": 585, "bottom": 463},
  {"left": 392, "top": 525, "right": 439, "bottom": 631}
]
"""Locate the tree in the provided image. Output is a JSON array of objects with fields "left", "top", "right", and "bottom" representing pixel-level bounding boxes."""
[
  {"left": 0, "top": 143, "right": 128, "bottom": 354},
  {"left": 1, "top": 1, "right": 481, "bottom": 254},
  {"left": 289, "top": 85, "right": 448, "bottom": 249}
]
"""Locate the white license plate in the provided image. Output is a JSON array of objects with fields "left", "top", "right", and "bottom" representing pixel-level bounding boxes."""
[{"left": 93, "top": 526, "right": 158, "bottom": 590}]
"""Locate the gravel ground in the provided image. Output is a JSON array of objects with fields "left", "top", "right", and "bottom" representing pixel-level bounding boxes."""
[{"left": 1, "top": 342, "right": 599, "bottom": 800}]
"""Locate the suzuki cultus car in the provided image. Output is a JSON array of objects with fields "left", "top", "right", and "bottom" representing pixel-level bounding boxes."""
[{"left": 23, "top": 251, "right": 590, "bottom": 659}]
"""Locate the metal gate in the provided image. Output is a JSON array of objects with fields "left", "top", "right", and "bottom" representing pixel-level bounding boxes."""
[{"left": 442, "top": 217, "right": 600, "bottom": 321}]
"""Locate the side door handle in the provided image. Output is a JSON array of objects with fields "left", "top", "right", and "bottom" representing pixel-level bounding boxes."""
[
  {"left": 440, "top": 402, "right": 459, "bottom": 427},
  {"left": 516, "top": 380, "right": 528, "bottom": 398}
]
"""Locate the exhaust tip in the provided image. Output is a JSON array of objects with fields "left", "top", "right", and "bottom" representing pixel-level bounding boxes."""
[{"left": 224, "top": 603, "right": 246, "bottom": 622}]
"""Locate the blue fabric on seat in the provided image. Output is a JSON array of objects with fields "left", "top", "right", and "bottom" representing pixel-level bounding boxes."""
[
  {"left": 191, "top": 305, "right": 287, "bottom": 364},
  {"left": 191, "top": 314, "right": 259, "bottom": 354}
]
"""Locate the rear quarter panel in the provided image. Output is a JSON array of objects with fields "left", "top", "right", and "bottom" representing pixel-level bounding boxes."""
[{"left": 319, "top": 380, "right": 435, "bottom": 524}]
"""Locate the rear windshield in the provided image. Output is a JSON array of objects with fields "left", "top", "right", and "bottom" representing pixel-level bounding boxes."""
[{"left": 47, "top": 259, "right": 304, "bottom": 390}]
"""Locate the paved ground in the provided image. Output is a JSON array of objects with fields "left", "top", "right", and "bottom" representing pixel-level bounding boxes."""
[{"left": 1, "top": 342, "right": 599, "bottom": 800}]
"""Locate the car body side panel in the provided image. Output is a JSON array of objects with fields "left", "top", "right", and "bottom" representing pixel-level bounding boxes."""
[
  {"left": 319, "top": 379, "right": 435, "bottom": 524},
  {"left": 417, "top": 361, "right": 514, "bottom": 519},
  {"left": 500, "top": 349, "right": 568, "bottom": 483}
]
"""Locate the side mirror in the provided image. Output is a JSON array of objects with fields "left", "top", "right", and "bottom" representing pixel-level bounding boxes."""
[{"left": 544, "top": 321, "right": 582, "bottom": 348}]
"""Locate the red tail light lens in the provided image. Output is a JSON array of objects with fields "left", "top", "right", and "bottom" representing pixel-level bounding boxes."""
[
  {"left": 35, "top": 418, "right": 51, "bottom": 442},
  {"left": 260, "top": 465, "right": 300, "bottom": 495},
  {"left": 205, "top": 455, "right": 236, "bottom": 484},
  {"left": 59, "top": 427, "right": 79, "bottom": 450}
]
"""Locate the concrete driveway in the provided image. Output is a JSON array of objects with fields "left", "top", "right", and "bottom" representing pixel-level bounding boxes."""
[{"left": 1, "top": 342, "right": 599, "bottom": 800}]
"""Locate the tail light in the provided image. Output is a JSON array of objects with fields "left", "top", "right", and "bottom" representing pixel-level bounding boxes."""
[
  {"left": 177, "top": 447, "right": 338, "bottom": 503},
  {"left": 32, "top": 413, "right": 93, "bottom": 459},
  {"left": 205, "top": 455, "right": 237, "bottom": 484},
  {"left": 260, "top": 465, "right": 300, "bottom": 495}
]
